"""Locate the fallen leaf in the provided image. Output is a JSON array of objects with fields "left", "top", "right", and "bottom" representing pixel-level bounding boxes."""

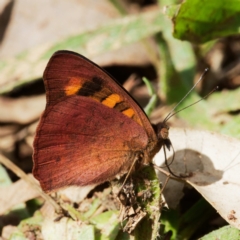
[
  {"left": 154, "top": 128, "right": 240, "bottom": 229},
  {"left": 0, "top": 174, "right": 39, "bottom": 215}
]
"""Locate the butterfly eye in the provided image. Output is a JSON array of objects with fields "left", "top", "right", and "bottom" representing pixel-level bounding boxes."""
[
  {"left": 160, "top": 127, "right": 169, "bottom": 140},
  {"left": 155, "top": 122, "right": 169, "bottom": 140}
]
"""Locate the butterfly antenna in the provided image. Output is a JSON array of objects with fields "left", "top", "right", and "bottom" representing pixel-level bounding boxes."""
[
  {"left": 165, "top": 85, "right": 219, "bottom": 121},
  {"left": 163, "top": 68, "right": 209, "bottom": 123},
  {"left": 161, "top": 68, "right": 218, "bottom": 179}
]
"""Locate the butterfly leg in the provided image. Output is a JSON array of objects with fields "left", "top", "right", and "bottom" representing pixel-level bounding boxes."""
[
  {"left": 152, "top": 163, "right": 184, "bottom": 194},
  {"left": 117, "top": 152, "right": 141, "bottom": 196}
]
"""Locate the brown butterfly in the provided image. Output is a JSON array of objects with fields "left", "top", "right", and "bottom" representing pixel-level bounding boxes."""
[{"left": 33, "top": 50, "right": 173, "bottom": 192}]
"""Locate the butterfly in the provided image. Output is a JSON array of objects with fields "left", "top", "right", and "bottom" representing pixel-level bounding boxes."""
[{"left": 33, "top": 50, "right": 172, "bottom": 192}]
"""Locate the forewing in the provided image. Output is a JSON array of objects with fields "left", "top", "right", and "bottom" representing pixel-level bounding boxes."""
[
  {"left": 43, "top": 51, "right": 156, "bottom": 141},
  {"left": 33, "top": 51, "right": 157, "bottom": 192}
]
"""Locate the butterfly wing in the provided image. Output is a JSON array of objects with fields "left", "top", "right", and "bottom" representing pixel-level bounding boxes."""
[{"left": 33, "top": 50, "right": 157, "bottom": 192}]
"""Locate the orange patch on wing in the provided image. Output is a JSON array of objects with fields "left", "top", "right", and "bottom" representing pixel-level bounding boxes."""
[
  {"left": 122, "top": 108, "right": 135, "bottom": 118},
  {"left": 102, "top": 93, "right": 121, "bottom": 108},
  {"left": 64, "top": 77, "right": 83, "bottom": 96}
]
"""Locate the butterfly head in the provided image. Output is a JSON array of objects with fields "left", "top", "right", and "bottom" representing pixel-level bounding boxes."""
[
  {"left": 155, "top": 122, "right": 169, "bottom": 139},
  {"left": 154, "top": 122, "right": 171, "bottom": 151}
]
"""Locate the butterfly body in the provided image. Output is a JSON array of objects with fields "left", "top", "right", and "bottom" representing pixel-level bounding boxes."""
[{"left": 33, "top": 51, "right": 167, "bottom": 192}]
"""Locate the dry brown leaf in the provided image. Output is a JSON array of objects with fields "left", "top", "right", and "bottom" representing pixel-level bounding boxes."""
[
  {"left": 0, "top": 95, "right": 45, "bottom": 124},
  {"left": 0, "top": 0, "right": 152, "bottom": 66},
  {"left": 0, "top": 174, "right": 39, "bottom": 214},
  {"left": 1, "top": 225, "right": 18, "bottom": 240},
  {"left": 154, "top": 128, "right": 240, "bottom": 229},
  {"left": 0, "top": 0, "right": 119, "bottom": 58},
  {"left": 58, "top": 185, "right": 96, "bottom": 203}
]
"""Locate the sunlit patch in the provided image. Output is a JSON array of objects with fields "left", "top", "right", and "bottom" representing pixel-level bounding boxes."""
[
  {"left": 64, "top": 77, "right": 83, "bottom": 96},
  {"left": 102, "top": 93, "right": 121, "bottom": 108},
  {"left": 122, "top": 108, "right": 135, "bottom": 118}
]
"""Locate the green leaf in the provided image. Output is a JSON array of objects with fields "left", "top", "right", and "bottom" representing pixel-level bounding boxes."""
[
  {"left": 132, "top": 166, "right": 162, "bottom": 240},
  {"left": 90, "top": 211, "right": 120, "bottom": 240},
  {"left": 178, "top": 87, "right": 240, "bottom": 139},
  {"left": 78, "top": 225, "right": 95, "bottom": 240},
  {"left": 156, "top": 15, "right": 196, "bottom": 104},
  {"left": 166, "top": 0, "right": 240, "bottom": 43},
  {"left": 178, "top": 198, "right": 215, "bottom": 239},
  {"left": 201, "top": 225, "right": 240, "bottom": 240},
  {"left": 9, "top": 212, "right": 43, "bottom": 240},
  {"left": 142, "top": 77, "right": 158, "bottom": 116}
]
